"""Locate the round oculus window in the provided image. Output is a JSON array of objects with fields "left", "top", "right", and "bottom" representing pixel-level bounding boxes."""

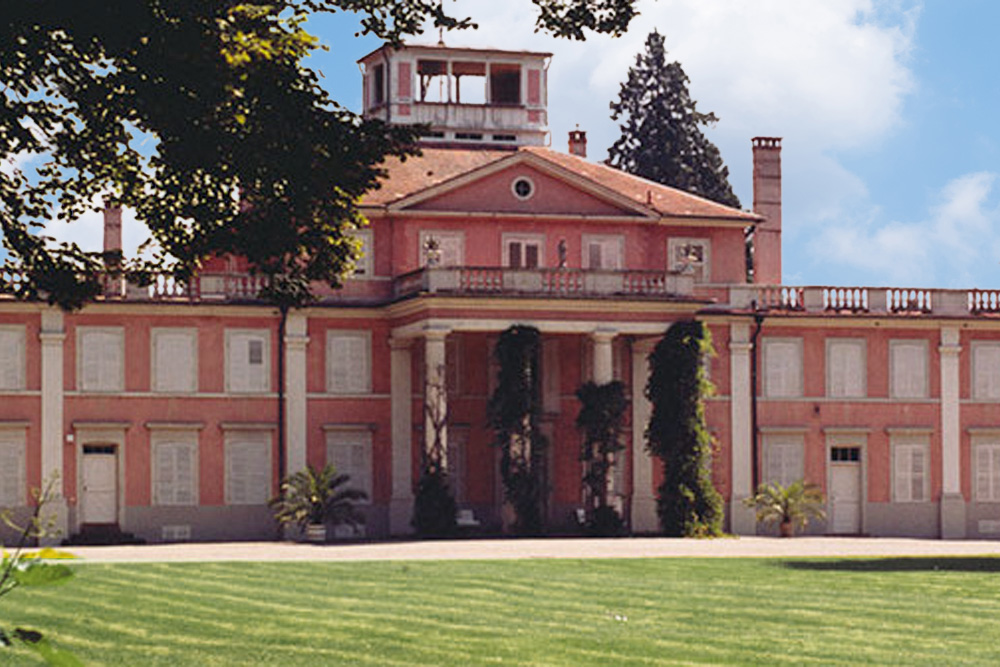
[{"left": 512, "top": 177, "right": 534, "bottom": 200}]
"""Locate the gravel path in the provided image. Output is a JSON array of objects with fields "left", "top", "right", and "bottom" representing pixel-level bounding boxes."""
[{"left": 62, "top": 537, "right": 1000, "bottom": 563}]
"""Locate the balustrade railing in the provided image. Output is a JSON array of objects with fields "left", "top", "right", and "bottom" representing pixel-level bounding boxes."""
[{"left": 729, "top": 284, "right": 985, "bottom": 317}]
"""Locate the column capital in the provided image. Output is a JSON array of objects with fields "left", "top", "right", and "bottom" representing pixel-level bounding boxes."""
[
  {"left": 939, "top": 344, "right": 961, "bottom": 357},
  {"left": 632, "top": 337, "right": 658, "bottom": 354},
  {"left": 590, "top": 328, "right": 618, "bottom": 343},
  {"left": 729, "top": 341, "right": 753, "bottom": 355},
  {"left": 283, "top": 334, "right": 309, "bottom": 351},
  {"left": 422, "top": 325, "right": 452, "bottom": 343},
  {"left": 39, "top": 331, "right": 66, "bottom": 345},
  {"left": 389, "top": 336, "right": 413, "bottom": 351}
]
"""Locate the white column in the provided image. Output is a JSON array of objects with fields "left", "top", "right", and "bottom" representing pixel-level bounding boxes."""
[
  {"left": 284, "top": 313, "right": 309, "bottom": 477},
  {"left": 591, "top": 329, "right": 616, "bottom": 384},
  {"left": 630, "top": 338, "right": 658, "bottom": 533},
  {"left": 939, "top": 326, "right": 965, "bottom": 538},
  {"left": 729, "top": 322, "right": 756, "bottom": 535},
  {"left": 389, "top": 337, "right": 414, "bottom": 535},
  {"left": 424, "top": 328, "right": 449, "bottom": 466},
  {"left": 39, "top": 308, "right": 67, "bottom": 543}
]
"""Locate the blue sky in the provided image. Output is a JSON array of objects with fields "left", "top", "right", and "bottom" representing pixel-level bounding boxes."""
[{"left": 15, "top": 1, "right": 1000, "bottom": 290}]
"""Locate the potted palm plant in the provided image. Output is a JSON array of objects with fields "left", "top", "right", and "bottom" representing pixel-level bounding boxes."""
[
  {"left": 744, "top": 480, "right": 826, "bottom": 537},
  {"left": 269, "top": 464, "right": 367, "bottom": 542}
]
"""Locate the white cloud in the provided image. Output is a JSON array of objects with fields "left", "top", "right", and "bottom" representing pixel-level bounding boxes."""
[{"left": 811, "top": 172, "right": 1000, "bottom": 287}]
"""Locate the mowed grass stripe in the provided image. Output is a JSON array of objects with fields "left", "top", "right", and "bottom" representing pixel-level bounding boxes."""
[{"left": 7, "top": 557, "right": 1000, "bottom": 665}]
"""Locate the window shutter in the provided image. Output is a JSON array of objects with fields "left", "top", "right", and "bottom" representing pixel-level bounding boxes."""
[
  {"left": 329, "top": 334, "right": 370, "bottom": 394},
  {"left": 910, "top": 447, "right": 925, "bottom": 501},
  {"left": 829, "top": 341, "right": 864, "bottom": 398},
  {"left": 101, "top": 332, "right": 122, "bottom": 391},
  {"left": 765, "top": 341, "right": 801, "bottom": 398},
  {"left": 326, "top": 431, "right": 372, "bottom": 497},
  {"left": 0, "top": 440, "right": 24, "bottom": 506},
  {"left": 975, "top": 345, "right": 1000, "bottom": 400},
  {"left": 155, "top": 444, "right": 176, "bottom": 504},
  {"left": 0, "top": 329, "right": 25, "bottom": 390},
  {"left": 977, "top": 447, "right": 990, "bottom": 500},
  {"left": 228, "top": 334, "right": 248, "bottom": 392},
  {"left": 766, "top": 440, "right": 802, "bottom": 487},
  {"left": 895, "top": 446, "right": 912, "bottom": 502},
  {"left": 155, "top": 332, "right": 195, "bottom": 393},
  {"left": 439, "top": 235, "right": 462, "bottom": 266},
  {"left": 227, "top": 437, "right": 269, "bottom": 504},
  {"left": 893, "top": 342, "right": 926, "bottom": 398}
]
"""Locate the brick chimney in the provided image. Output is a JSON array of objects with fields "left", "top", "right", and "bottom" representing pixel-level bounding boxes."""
[
  {"left": 568, "top": 129, "right": 587, "bottom": 158},
  {"left": 103, "top": 200, "right": 122, "bottom": 255},
  {"left": 752, "top": 137, "right": 782, "bottom": 284}
]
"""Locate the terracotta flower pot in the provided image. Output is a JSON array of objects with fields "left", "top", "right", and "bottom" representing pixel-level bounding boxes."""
[
  {"left": 779, "top": 520, "right": 794, "bottom": 538},
  {"left": 305, "top": 523, "right": 326, "bottom": 543}
]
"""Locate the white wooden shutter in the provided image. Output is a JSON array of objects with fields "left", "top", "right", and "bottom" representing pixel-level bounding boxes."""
[
  {"left": 894, "top": 445, "right": 914, "bottom": 502},
  {"left": 228, "top": 331, "right": 268, "bottom": 393},
  {"left": 828, "top": 340, "right": 865, "bottom": 398},
  {"left": 974, "top": 345, "right": 1000, "bottom": 400},
  {"left": 439, "top": 234, "right": 463, "bottom": 267},
  {"left": 977, "top": 445, "right": 1000, "bottom": 502},
  {"left": 81, "top": 330, "right": 123, "bottom": 391},
  {"left": 227, "top": 435, "right": 270, "bottom": 504},
  {"left": 155, "top": 441, "right": 196, "bottom": 505},
  {"left": 154, "top": 331, "right": 196, "bottom": 393},
  {"left": 0, "top": 439, "right": 25, "bottom": 506},
  {"left": 0, "top": 328, "right": 25, "bottom": 390},
  {"left": 764, "top": 340, "right": 802, "bottom": 398},
  {"left": 892, "top": 342, "right": 926, "bottom": 398},
  {"left": 326, "top": 431, "right": 372, "bottom": 497},
  {"left": 328, "top": 333, "right": 370, "bottom": 394},
  {"left": 766, "top": 439, "right": 803, "bottom": 487}
]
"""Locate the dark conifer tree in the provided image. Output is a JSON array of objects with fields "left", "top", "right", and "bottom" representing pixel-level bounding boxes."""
[{"left": 608, "top": 31, "right": 740, "bottom": 209}]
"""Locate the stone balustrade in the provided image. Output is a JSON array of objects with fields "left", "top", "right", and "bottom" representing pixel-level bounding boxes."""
[
  {"left": 730, "top": 285, "right": 1000, "bottom": 317},
  {"left": 393, "top": 266, "right": 695, "bottom": 300}
]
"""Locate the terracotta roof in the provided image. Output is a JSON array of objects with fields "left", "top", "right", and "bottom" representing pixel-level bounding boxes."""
[
  {"left": 521, "top": 147, "right": 760, "bottom": 222},
  {"left": 361, "top": 146, "right": 761, "bottom": 223}
]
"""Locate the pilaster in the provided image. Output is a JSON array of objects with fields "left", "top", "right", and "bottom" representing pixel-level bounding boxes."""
[
  {"left": 591, "top": 329, "right": 616, "bottom": 385},
  {"left": 630, "top": 338, "right": 657, "bottom": 533},
  {"left": 939, "top": 326, "right": 965, "bottom": 538},
  {"left": 39, "top": 308, "right": 67, "bottom": 543},
  {"left": 729, "top": 322, "right": 756, "bottom": 535},
  {"left": 283, "top": 313, "right": 309, "bottom": 477},
  {"left": 389, "top": 337, "right": 414, "bottom": 535}
]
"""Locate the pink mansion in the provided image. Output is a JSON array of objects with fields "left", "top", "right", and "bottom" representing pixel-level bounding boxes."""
[{"left": 2, "top": 42, "right": 999, "bottom": 543}]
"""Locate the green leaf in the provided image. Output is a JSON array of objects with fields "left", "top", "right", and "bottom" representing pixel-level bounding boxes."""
[
  {"left": 13, "top": 562, "right": 74, "bottom": 587},
  {"left": 14, "top": 628, "right": 84, "bottom": 667}
]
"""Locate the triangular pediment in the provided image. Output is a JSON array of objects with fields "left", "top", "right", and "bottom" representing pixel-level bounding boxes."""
[{"left": 388, "top": 152, "right": 656, "bottom": 219}]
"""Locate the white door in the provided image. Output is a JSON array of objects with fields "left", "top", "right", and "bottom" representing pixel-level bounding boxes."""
[
  {"left": 830, "top": 463, "right": 861, "bottom": 534},
  {"left": 83, "top": 447, "right": 118, "bottom": 524}
]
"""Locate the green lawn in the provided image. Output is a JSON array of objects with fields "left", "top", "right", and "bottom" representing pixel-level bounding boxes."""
[{"left": 6, "top": 556, "right": 1000, "bottom": 665}]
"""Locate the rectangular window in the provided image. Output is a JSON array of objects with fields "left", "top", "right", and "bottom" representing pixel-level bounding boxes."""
[
  {"left": 668, "top": 238, "right": 711, "bottom": 283},
  {"left": 976, "top": 442, "right": 1000, "bottom": 502},
  {"left": 152, "top": 328, "right": 197, "bottom": 393},
  {"left": 78, "top": 327, "right": 124, "bottom": 392},
  {"left": 0, "top": 326, "right": 26, "bottom": 391},
  {"left": 225, "top": 431, "right": 271, "bottom": 505},
  {"left": 892, "top": 436, "right": 929, "bottom": 502},
  {"left": 0, "top": 431, "right": 26, "bottom": 507},
  {"left": 152, "top": 433, "right": 198, "bottom": 506},
  {"left": 890, "top": 340, "right": 928, "bottom": 399},
  {"left": 325, "top": 429, "right": 373, "bottom": 499},
  {"left": 226, "top": 330, "right": 270, "bottom": 393},
  {"left": 327, "top": 331, "right": 372, "bottom": 394},
  {"left": 419, "top": 230, "right": 464, "bottom": 267},
  {"left": 762, "top": 338, "right": 803, "bottom": 398},
  {"left": 503, "top": 234, "right": 544, "bottom": 269},
  {"left": 764, "top": 434, "right": 804, "bottom": 487},
  {"left": 489, "top": 64, "right": 521, "bottom": 105},
  {"left": 972, "top": 342, "right": 1000, "bottom": 400},
  {"left": 373, "top": 63, "right": 385, "bottom": 106},
  {"left": 826, "top": 338, "right": 866, "bottom": 398},
  {"left": 582, "top": 235, "right": 623, "bottom": 270}
]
